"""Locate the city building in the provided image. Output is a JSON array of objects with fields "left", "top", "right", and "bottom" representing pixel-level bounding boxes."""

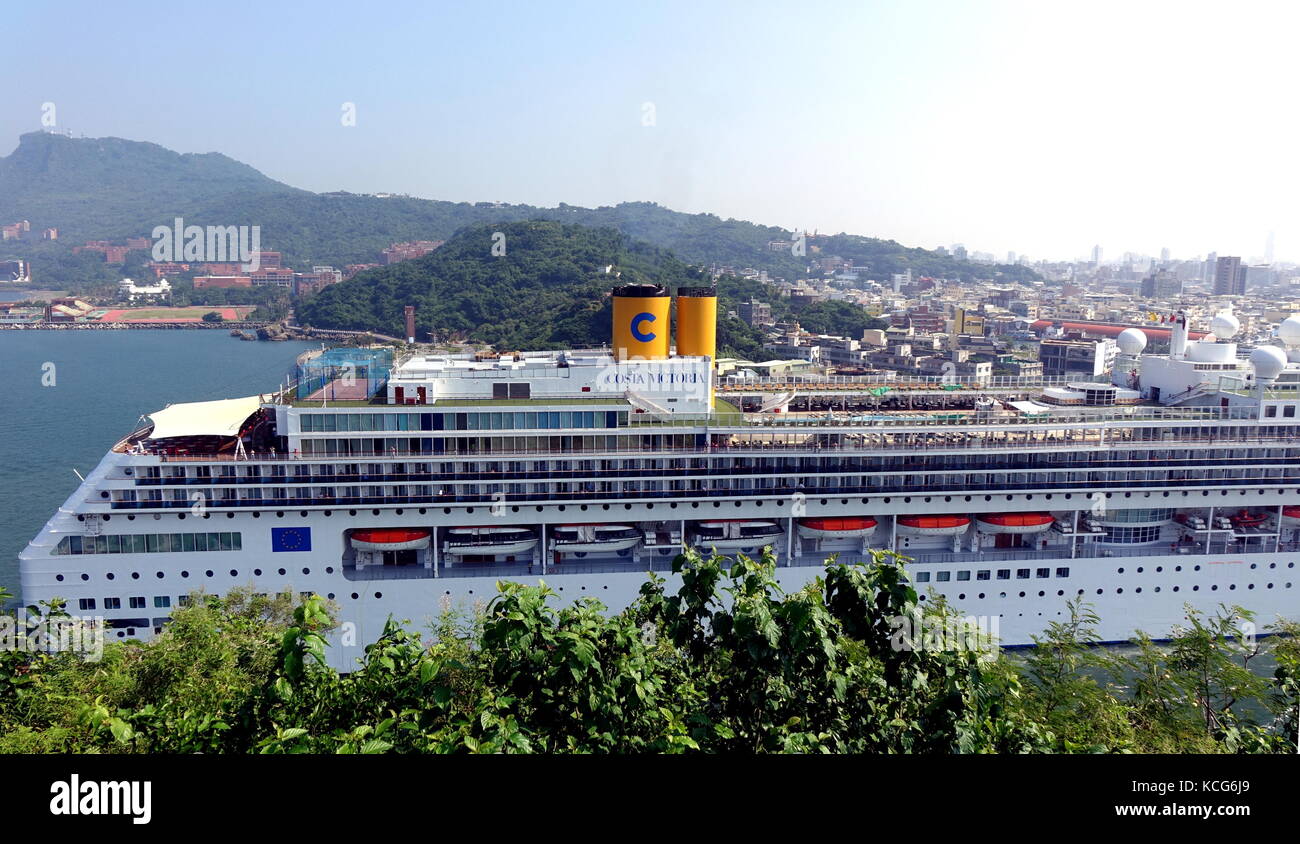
[
  {"left": 193, "top": 276, "right": 252, "bottom": 289},
  {"left": 738, "top": 299, "right": 773, "bottom": 327},
  {"left": 0, "top": 259, "right": 31, "bottom": 283},
  {"left": 118, "top": 277, "right": 172, "bottom": 303},
  {"left": 1039, "top": 337, "right": 1118, "bottom": 377},
  {"left": 1214, "top": 256, "right": 1245, "bottom": 296},
  {"left": 1140, "top": 269, "right": 1182, "bottom": 299}
]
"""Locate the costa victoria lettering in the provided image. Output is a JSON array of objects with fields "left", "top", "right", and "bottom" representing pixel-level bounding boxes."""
[{"left": 601, "top": 371, "right": 701, "bottom": 385}]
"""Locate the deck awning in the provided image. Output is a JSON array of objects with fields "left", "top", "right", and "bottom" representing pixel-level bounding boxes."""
[
  {"left": 1008, "top": 400, "right": 1053, "bottom": 415},
  {"left": 146, "top": 396, "right": 263, "bottom": 440}
]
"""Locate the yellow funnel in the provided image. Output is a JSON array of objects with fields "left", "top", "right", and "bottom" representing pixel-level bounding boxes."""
[
  {"left": 676, "top": 287, "right": 718, "bottom": 359},
  {"left": 612, "top": 284, "right": 670, "bottom": 361}
]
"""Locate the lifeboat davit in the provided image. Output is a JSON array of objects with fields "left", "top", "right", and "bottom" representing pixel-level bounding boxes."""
[
  {"left": 551, "top": 524, "right": 641, "bottom": 554},
  {"left": 797, "top": 517, "right": 878, "bottom": 540},
  {"left": 1228, "top": 510, "right": 1269, "bottom": 530},
  {"left": 895, "top": 515, "right": 971, "bottom": 536},
  {"left": 976, "top": 512, "right": 1055, "bottom": 535},
  {"left": 694, "top": 520, "right": 784, "bottom": 550},
  {"left": 1281, "top": 506, "right": 1300, "bottom": 527},
  {"left": 351, "top": 528, "right": 431, "bottom": 552},
  {"left": 444, "top": 527, "right": 538, "bottom": 557}
]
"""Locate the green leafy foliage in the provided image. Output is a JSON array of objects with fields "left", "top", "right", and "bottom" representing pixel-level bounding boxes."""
[{"left": 1, "top": 555, "right": 1293, "bottom": 753}]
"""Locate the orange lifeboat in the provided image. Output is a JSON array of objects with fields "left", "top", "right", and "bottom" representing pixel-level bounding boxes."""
[
  {"left": 895, "top": 515, "right": 971, "bottom": 536},
  {"left": 1281, "top": 506, "right": 1300, "bottom": 527},
  {"left": 1228, "top": 510, "right": 1269, "bottom": 530},
  {"left": 351, "top": 528, "right": 432, "bottom": 551},
  {"left": 797, "top": 517, "right": 878, "bottom": 539},
  {"left": 976, "top": 512, "right": 1055, "bottom": 535}
]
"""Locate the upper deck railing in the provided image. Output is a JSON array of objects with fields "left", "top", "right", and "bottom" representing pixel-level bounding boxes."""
[{"left": 718, "top": 373, "right": 1100, "bottom": 391}]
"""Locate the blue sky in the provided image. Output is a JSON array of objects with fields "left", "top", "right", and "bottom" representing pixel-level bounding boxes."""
[{"left": 3, "top": 0, "right": 1296, "bottom": 262}]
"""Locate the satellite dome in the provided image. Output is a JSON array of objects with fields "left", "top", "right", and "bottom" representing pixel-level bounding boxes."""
[
  {"left": 1116, "top": 327, "right": 1148, "bottom": 354},
  {"left": 1279, "top": 314, "right": 1300, "bottom": 346},
  {"left": 1209, "top": 312, "right": 1240, "bottom": 340},
  {"left": 1250, "top": 346, "right": 1288, "bottom": 380}
]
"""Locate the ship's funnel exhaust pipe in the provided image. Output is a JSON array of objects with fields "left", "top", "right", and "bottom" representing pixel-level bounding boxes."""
[
  {"left": 612, "top": 284, "right": 670, "bottom": 361},
  {"left": 675, "top": 286, "right": 718, "bottom": 360}
]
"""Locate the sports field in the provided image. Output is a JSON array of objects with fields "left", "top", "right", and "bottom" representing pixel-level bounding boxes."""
[{"left": 95, "top": 306, "right": 257, "bottom": 322}]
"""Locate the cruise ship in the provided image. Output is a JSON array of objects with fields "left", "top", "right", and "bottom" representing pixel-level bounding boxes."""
[{"left": 19, "top": 285, "right": 1300, "bottom": 668}]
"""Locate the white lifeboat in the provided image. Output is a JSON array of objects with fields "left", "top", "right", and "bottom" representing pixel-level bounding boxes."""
[
  {"left": 551, "top": 524, "right": 641, "bottom": 554},
  {"left": 693, "top": 520, "right": 784, "bottom": 550},
  {"left": 444, "top": 527, "right": 538, "bottom": 557}
]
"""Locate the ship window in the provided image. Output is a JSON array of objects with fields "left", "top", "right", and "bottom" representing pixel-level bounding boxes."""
[
  {"left": 976, "top": 570, "right": 990, "bottom": 581},
  {"left": 508, "top": 383, "right": 529, "bottom": 399},
  {"left": 492, "top": 382, "right": 509, "bottom": 399},
  {"left": 996, "top": 570, "right": 1010, "bottom": 580},
  {"left": 935, "top": 571, "right": 951, "bottom": 582},
  {"left": 1036, "top": 568, "right": 1050, "bottom": 579},
  {"left": 79, "top": 599, "right": 95, "bottom": 611},
  {"left": 154, "top": 596, "right": 171, "bottom": 608},
  {"left": 129, "top": 597, "right": 146, "bottom": 609},
  {"left": 1016, "top": 569, "right": 1030, "bottom": 579},
  {"left": 1056, "top": 568, "right": 1070, "bottom": 577},
  {"left": 915, "top": 572, "right": 931, "bottom": 582},
  {"left": 104, "top": 598, "right": 121, "bottom": 609},
  {"left": 1266, "top": 406, "right": 1278, "bottom": 417},
  {"left": 957, "top": 571, "right": 971, "bottom": 581},
  {"left": 1286, "top": 406, "right": 1297, "bottom": 418}
]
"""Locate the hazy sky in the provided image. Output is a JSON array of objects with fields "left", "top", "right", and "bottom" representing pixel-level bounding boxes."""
[{"left": 3, "top": 0, "right": 1296, "bottom": 263}]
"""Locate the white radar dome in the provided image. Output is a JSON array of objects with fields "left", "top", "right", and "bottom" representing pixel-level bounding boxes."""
[
  {"left": 1116, "top": 327, "right": 1148, "bottom": 355},
  {"left": 1209, "top": 312, "right": 1240, "bottom": 340},
  {"left": 1278, "top": 314, "right": 1300, "bottom": 347},
  {"left": 1250, "top": 346, "right": 1288, "bottom": 380}
]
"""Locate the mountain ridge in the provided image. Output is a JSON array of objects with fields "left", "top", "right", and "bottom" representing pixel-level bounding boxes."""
[{"left": 0, "top": 132, "right": 1039, "bottom": 287}]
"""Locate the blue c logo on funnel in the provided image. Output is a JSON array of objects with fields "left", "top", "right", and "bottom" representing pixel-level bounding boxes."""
[{"left": 631, "top": 312, "right": 657, "bottom": 342}]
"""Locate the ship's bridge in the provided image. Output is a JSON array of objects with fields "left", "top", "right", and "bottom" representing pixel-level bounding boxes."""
[{"left": 385, "top": 350, "right": 714, "bottom": 414}]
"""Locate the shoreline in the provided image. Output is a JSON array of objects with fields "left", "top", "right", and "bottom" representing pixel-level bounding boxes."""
[{"left": 0, "top": 321, "right": 269, "bottom": 331}]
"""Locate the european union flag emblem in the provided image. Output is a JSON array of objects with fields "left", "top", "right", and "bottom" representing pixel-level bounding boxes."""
[{"left": 272, "top": 527, "right": 312, "bottom": 552}]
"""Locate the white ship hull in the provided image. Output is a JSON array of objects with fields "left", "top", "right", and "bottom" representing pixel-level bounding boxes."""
[{"left": 22, "top": 473, "right": 1300, "bottom": 670}]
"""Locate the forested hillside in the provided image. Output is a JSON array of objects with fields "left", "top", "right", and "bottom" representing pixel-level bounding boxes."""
[
  {"left": 295, "top": 220, "right": 886, "bottom": 354},
  {"left": 0, "top": 133, "right": 1040, "bottom": 290}
]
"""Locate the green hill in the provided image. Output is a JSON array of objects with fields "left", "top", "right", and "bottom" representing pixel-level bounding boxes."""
[
  {"left": 0, "top": 132, "right": 301, "bottom": 240},
  {"left": 0, "top": 133, "right": 1039, "bottom": 290},
  {"left": 295, "top": 220, "right": 886, "bottom": 354}
]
